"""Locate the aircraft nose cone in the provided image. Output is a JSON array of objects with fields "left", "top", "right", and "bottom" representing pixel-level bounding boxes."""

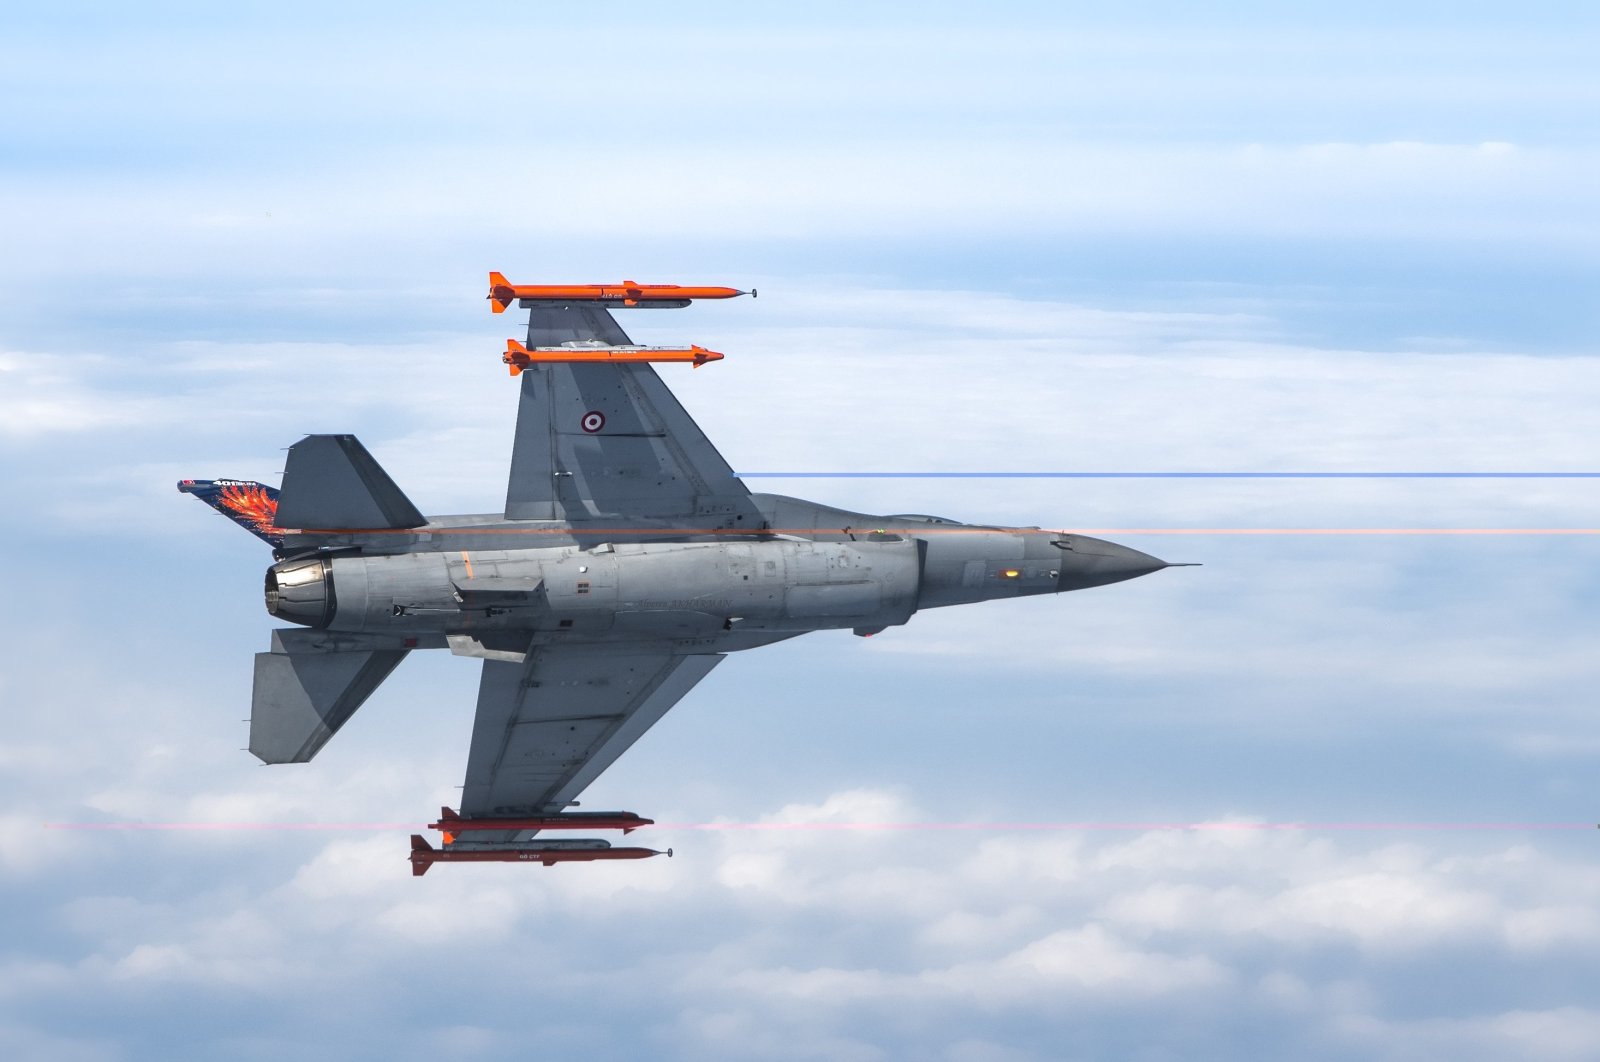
[{"left": 1053, "top": 535, "right": 1170, "bottom": 591}]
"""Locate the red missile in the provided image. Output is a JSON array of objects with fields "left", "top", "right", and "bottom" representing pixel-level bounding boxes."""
[
  {"left": 488, "top": 272, "right": 750, "bottom": 312},
  {"left": 429, "top": 806, "right": 654, "bottom": 836},
  {"left": 409, "top": 834, "right": 670, "bottom": 875},
  {"left": 503, "top": 338, "right": 722, "bottom": 375}
]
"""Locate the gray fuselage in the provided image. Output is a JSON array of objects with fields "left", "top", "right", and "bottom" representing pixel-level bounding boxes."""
[{"left": 263, "top": 493, "right": 1167, "bottom": 653}]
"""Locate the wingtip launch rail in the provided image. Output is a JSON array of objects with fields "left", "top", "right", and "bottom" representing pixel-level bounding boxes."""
[{"left": 428, "top": 806, "right": 655, "bottom": 839}]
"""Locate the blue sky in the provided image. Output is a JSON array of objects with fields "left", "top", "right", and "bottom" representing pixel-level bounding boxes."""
[{"left": 3, "top": 4, "right": 1599, "bottom": 1060}]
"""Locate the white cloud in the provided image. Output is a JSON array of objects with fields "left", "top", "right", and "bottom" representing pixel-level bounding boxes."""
[
  {"left": 16, "top": 787, "right": 1595, "bottom": 1058},
  {"left": 719, "top": 923, "right": 1230, "bottom": 1015},
  {"left": 3, "top": 9, "right": 1597, "bottom": 1059},
  {"left": 10, "top": 282, "right": 1598, "bottom": 541},
  {"left": 1, "top": 282, "right": 1592, "bottom": 1058},
  {"left": 5, "top": 142, "right": 1593, "bottom": 277},
  {"left": 0, "top": 815, "right": 88, "bottom": 880},
  {"left": 0, "top": 353, "right": 157, "bottom": 437},
  {"left": 929, "top": 924, "right": 1231, "bottom": 1002},
  {"left": 0, "top": 1023, "right": 118, "bottom": 1062},
  {"left": 1336, "top": 1007, "right": 1600, "bottom": 1062}
]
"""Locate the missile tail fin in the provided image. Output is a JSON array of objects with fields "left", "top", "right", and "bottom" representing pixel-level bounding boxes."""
[
  {"left": 504, "top": 338, "right": 530, "bottom": 376},
  {"left": 410, "top": 834, "right": 434, "bottom": 877},
  {"left": 488, "top": 271, "right": 512, "bottom": 313}
]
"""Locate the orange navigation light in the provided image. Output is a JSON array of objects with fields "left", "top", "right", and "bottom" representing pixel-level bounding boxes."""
[
  {"left": 488, "top": 271, "right": 752, "bottom": 312},
  {"left": 503, "top": 339, "right": 724, "bottom": 375}
]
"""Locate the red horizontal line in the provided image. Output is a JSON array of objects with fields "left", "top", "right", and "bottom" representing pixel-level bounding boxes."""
[
  {"left": 655, "top": 822, "right": 1597, "bottom": 831},
  {"left": 276, "top": 527, "right": 1600, "bottom": 537},
  {"left": 43, "top": 822, "right": 415, "bottom": 831},
  {"left": 1075, "top": 529, "right": 1600, "bottom": 536},
  {"left": 43, "top": 821, "right": 1596, "bottom": 832}
]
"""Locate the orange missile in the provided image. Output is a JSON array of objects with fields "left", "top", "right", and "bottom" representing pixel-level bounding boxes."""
[
  {"left": 503, "top": 338, "right": 723, "bottom": 375},
  {"left": 488, "top": 271, "right": 751, "bottom": 312}
]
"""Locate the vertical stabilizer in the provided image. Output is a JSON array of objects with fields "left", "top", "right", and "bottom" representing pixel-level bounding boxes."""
[{"left": 273, "top": 435, "right": 426, "bottom": 531}]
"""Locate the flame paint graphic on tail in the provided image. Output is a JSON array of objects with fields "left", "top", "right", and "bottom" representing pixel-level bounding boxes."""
[
  {"left": 177, "top": 479, "right": 283, "bottom": 546},
  {"left": 218, "top": 483, "right": 279, "bottom": 537}
]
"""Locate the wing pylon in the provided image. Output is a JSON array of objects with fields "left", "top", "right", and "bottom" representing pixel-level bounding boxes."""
[{"left": 429, "top": 806, "right": 654, "bottom": 842}]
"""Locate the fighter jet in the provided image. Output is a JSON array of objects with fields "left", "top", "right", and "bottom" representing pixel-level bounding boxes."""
[{"left": 181, "top": 279, "right": 1179, "bottom": 873}]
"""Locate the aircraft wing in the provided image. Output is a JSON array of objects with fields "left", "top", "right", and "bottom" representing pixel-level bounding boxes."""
[
  {"left": 504, "top": 305, "right": 765, "bottom": 529},
  {"left": 458, "top": 647, "right": 725, "bottom": 840}
]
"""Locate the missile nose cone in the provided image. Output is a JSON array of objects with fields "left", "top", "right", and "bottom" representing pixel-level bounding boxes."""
[{"left": 1054, "top": 535, "right": 1173, "bottom": 591}]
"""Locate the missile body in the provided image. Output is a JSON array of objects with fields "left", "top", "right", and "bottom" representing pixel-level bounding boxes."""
[
  {"left": 429, "top": 806, "right": 654, "bottom": 836},
  {"left": 409, "top": 834, "right": 669, "bottom": 875},
  {"left": 489, "top": 271, "right": 750, "bottom": 312},
  {"left": 503, "top": 339, "right": 722, "bottom": 375}
]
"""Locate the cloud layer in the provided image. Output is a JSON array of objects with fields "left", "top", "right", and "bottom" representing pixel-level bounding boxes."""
[{"left": 2, "top": 5, "right": 1597, "bottom": 1059}]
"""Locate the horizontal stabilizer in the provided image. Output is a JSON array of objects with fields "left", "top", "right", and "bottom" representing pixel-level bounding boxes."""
[
  {"left": 251, "top": 631, "right": 408, "bottom": 763},
  {"left": 274, "top": 435, "right": 426, "bottom": 531}
]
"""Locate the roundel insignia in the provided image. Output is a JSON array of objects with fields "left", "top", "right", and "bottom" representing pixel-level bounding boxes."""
[{"left": 580, "top": 410, "right": 606, "bottom": 433}]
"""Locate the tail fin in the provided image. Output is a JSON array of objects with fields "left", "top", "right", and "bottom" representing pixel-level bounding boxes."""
[
  {"left": 488, "top": 271, "right": 513, "bottom": 314},
  {"left": 275, "top": 435, "right": 426, "bottom": 531},
  {"left": 178, "top": 479, "right": 282, "bottom": 546}
]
